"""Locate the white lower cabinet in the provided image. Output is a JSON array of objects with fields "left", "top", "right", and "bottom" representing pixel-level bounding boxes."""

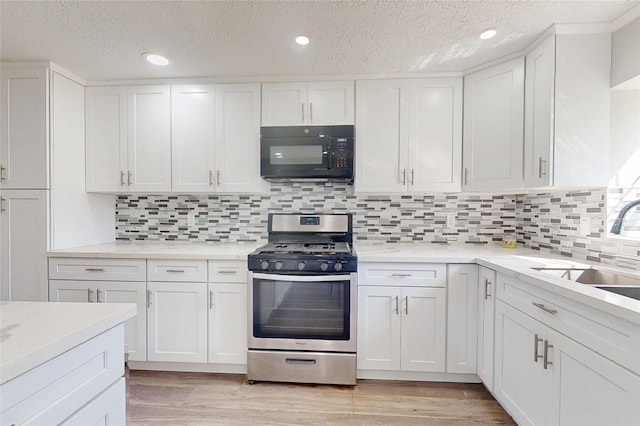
[
  {"left": 208, "top": 282, "right": 247, "bottom": 364},
  {"left": 494, "top": 287, "right": 640, "bottom": 425},
  {"left": 476, "top": 266, "right": 496, "bottom": 391},
  {"left": 61, "top": 378, "right": 126, "bottom": 426},
  {"left": 357, "top": 285, "right": 446, "bottom": 372},
  {"left": 147, "top": 280, "right": 208, "bottom": 363},
  {"left": 446, "top": 264, "right": 478, "bottom": 374}
]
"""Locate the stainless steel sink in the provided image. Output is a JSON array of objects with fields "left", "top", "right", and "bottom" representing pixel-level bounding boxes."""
[
  {"left": 594, "top": 286, "right": 640, "bottom": 301},
  {"left": 532, "top": 267, "right": 640, "bottom": 286}
]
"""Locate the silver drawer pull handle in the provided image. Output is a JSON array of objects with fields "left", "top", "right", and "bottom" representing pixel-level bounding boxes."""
[
  {"left": 166, "top": 269, "right": 185, "bottom": 273},
  {"left": 543, "top": 340, "right": 554, "bottom": 369},
  {"left": 218, "top": 270, "right": 238, "bottom": 274},
  {"left": 484, "top": 278, "right": 492, "bottom": 300},
  {"left": 85, "top": 268, "right": 104, "bottom": 272},
  {"left": 533, "top": 334, "right": 543, "bottom": 362},
  {"left": 391, "top": 273, "right": 412, "bottom": 277},
  {"left": 286, "top": 358, "right": 316, "bottom": 365},
  {"left": 532, "top": 302, "right": 557, "bottom": 315}
]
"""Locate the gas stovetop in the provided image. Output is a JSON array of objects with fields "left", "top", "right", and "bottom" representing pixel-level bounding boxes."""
[{"left": 248, "top": 213, "right": 357, "bottom": 274}]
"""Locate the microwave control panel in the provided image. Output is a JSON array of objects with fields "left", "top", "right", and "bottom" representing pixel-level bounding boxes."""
[{"left": 334, "top": 138, "right": 350, "bottom": 169}]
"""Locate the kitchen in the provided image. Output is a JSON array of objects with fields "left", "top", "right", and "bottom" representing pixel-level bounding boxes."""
[{"left": 1, "top": 1, "right": 640, "bottom": 424}]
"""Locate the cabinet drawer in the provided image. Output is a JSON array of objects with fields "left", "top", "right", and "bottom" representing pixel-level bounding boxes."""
[
  {"left": 49, "top": 258, "right": 146, "bottom": 281},
  {"left": 496, "top": 273, "right": 640, "bottom": 374},
  {"left": 358, "top": 263, "right": 446, "bottom": 287},
  {"left": 147, "top": 259, "right": 208, "bottom": 282},
  {"left": 1, "top": 325, "right": 124, "bottom": 426},
  {"left": 208, "top": 260, "right": 247, "bottom": 283}
]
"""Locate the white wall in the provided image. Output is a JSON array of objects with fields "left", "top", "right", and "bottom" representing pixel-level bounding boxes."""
[
  {"left": 609, "top": 89, "right": 640, "bottom": 187},
  {"left": 611, "top": 17, "right": 640, "bottom": 87},
  {"left": 50, "top": 71, "right": 115, "bottom": 249}
]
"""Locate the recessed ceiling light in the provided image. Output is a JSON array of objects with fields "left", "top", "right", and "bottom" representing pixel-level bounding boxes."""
[
  {"left": 295, "top": 35, "right": 310, "bottom": 46},
  {"left": 480, "top": 29, "right": 497, "bottom": 40},
  {"left": 143, "top": 52, "right": 169, "bottom": 66}
]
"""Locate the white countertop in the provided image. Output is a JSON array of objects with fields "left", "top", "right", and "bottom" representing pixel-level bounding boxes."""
[
  {"left": 48, "top": 240, "right": 264, "bottom": 260},
  {"left": 0, "top": 301, "right": 136, "bottom": 384},
  {"left": 355, "top": 242, "right": 640, "bottom": 324}
]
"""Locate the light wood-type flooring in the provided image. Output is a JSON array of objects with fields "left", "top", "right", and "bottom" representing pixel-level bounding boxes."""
[{"left": 127, "top": 370, "right": 515, "bottom": 425}]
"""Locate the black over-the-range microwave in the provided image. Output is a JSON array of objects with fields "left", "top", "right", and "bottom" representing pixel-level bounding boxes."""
[{"left": 260, "top": 125, "right": 354, "bottom": 182}]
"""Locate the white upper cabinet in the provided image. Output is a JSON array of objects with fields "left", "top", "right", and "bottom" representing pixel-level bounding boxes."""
[
  {"left": 356, "top": 78, "right": 462, "bottom": 193},
  {"left": 171, "top": 85, "right": 216, "bottom": 192},
  {"left": 0, "top": 64, "right": 49, "bottom": 189},
  {"left": 463, "top": 58, "right": 525, "bottom": 191},
  {"left": 524, "top": 33, "right": 611, "bottom": 188},
  {"left": 261, "top": 80, "right": 354, "bottom": 126},
  {"left": 215, "top": 83, "right": 264, "bottom": 193},
  {"left": 86, "top": 85, "right": 171, "bottom": 193}
]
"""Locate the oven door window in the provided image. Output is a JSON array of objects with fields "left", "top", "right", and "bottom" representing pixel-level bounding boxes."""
[{"left": 252, "top": 276, "right": 350, "bottom": 340}]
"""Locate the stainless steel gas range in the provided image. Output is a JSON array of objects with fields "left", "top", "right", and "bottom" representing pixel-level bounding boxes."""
[{"left": 247, "top": 213, "right": 357, "bottom": 385}]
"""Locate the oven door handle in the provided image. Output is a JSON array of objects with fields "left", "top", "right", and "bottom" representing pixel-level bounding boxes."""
[{"left": 252, "top": 273, "right": 350, "bottom": 282}]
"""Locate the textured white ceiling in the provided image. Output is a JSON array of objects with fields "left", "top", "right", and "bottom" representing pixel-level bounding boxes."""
[{"left": 1, "top": 1, "right": 638, "bottom": 81}]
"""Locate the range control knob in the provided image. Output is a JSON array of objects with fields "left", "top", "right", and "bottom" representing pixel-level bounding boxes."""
[
  {"left": 334, "top": 262, "right": 343, "bottom": 272},
  {"left": 320, "top": 262, "right": 329, "bottom": 272},
  {"left": 261, "top": 260, "right": 270, "bottom": 270},
  {"left": 275, "top": 261, "right": 284, "bottom": 271},
  {"left": 297, "top": 261, "right": 306, "bottom": 271}
]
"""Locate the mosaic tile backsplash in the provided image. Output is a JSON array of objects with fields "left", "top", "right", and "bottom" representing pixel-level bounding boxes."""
[
  {"left": 116, "top": 182, "right": 516, "bottom": 244},
  {"left": 115, "top": 182, "right": 640, "bottom": 269}
]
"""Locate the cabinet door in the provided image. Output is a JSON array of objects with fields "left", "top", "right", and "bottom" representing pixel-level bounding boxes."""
[
  {"left": 400, "top": 286, "right": 446, "bottom": 372},
  {"left": 171, "top": 85, "right": 216, "bottom": 192},
  {"left": 147, "top": 281, "right": 208, "bottom": 363},
  {"left": 355, "top": 79, "right": 408, "bottom": 193},
  {"left": 49, "top": 280, "right": 96, "bottom": 302},
  {"left": 407, "top": 78, "right": 463, "bottom": 192},
  {"left": 127, "top": 85, "right": 171, "bottom": 192},
  {"left": 446, "top": 264, "right": 478, "bottom": 374},
  {"left": 61, "top": 378, "right": 126, "bottom": 426},
  {"left": 99, "top": 281, "right": 147, "bottom": 362},
  {"left": 524, "top": 36, "right": 555, "bottom": 187},
  {"left": 477, "top": 266, "right": 497, "bottom": 391},
  {"left": 494, "top": 300, "right": 547, "bottom": 426},
  {"left": 85, "top": 86, "right": 128, "bottom": 192},
  {"left": 463, "top": 58, "right": 524, "bottom": 191},
  {"left": 0, "top": 65, "right": 48, "bottom": 189},
  {"left": 307, "top": 81, "right": 354, "bottom": 125},
  {"left": 547, "top": 328, "right": 640, "bottom": 426},
  {"left": 1, "top": 190, "right": 48, "bottom": 301},
  {"left": 357, "top": 286, "right": 401, "bottom": 370},
  {"left": 261, "top": 82, "right": 307, "bottom": 126},
  {"left": 208, "top": 283, "right": 247, "bottom": 364},
  {"left": 215, "top": 83, "right": 264, "bottom": 193}
]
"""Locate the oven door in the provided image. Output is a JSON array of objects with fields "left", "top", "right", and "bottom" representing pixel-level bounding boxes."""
[
  {"left": 260, "top": 136, "right": 332, "bottom": 179},
  {"left": 248, "top": 272, "right": 357, "bottom": 353}
]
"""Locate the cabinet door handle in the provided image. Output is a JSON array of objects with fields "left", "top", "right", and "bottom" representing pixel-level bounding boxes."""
[
  {"left": 309, "top": 102, "right": 313, "bottom": 122},
  {"left": 410, "top": 169, "right": 415, "bottom": 185},
  {"left": 533, "top": 334, "right": 543, "bottom": 363},
  {"left": 538, "top": 157, "right": 547, "bottom": 178},
  {"left": 0, "top": 197, "right": 5, "bottom": 213},
  {"left": 85, "top": 268, "right": 104, "bottom": 272},
  {"left": 532, "top": 302, "right": 557, "bottom": 315},
  {"left": 404, "top": 295, "right": 409, "bottom": 315},
  {"left": 127, "top": 171, "right": 132, "bottom": 186},
  {"left": 1, "top": 164, "right": 6, "bottom": 182},
  {"left": 120, "top": 170, "right": 125, "bottom": 186},
  {"left": 209, "top": 170, "right": 214, "bottom": 186},
  {"left": 218, "top": 270, "right": 238, "bottom": 275},
  {"left": 209, "top": 290, "right": 214, "bottom": 310},
  {"left": 216, "top": 170, "right": 222, "bottom": 186},
  {"left": 464, "top": 168, "right": 469, "bottom": 185},
  {"left": 147, "top": 290, "right": 152, "bottom": 308},
  {"left": 543, "top": 340, "right": 554, "bottom": 369},
  {"left": 88, "top": 288, "right": 94, "bottom": 302},
  {"left": 401, "top": 169, "right": 406, "bottom": 185},
  {"left": 484, "top": 278, "right": 492, "bottom": 300},
  {"left": 391, "top": 273, "right": 412, "bottom": 277},
  {"left": 301, "top": 103, "right": 305, "bottom": 122},
  {"left": 96, "top": 289, "right": 103, "bottom": 303},
  {"left": 394, "top": 296, "right": 399, "bottom": 315},
  {"left": 165, "top": 269, "right": 185, "bottom": 273}
]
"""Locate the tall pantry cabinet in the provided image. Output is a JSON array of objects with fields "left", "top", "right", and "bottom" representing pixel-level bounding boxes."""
[{"left": 0, "top": 62, "right": 114, "bottom": 301}]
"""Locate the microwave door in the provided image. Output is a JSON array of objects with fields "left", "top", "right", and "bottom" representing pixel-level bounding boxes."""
[{"left": 261, "top": 137, "right": 331, "bottom": 178}]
